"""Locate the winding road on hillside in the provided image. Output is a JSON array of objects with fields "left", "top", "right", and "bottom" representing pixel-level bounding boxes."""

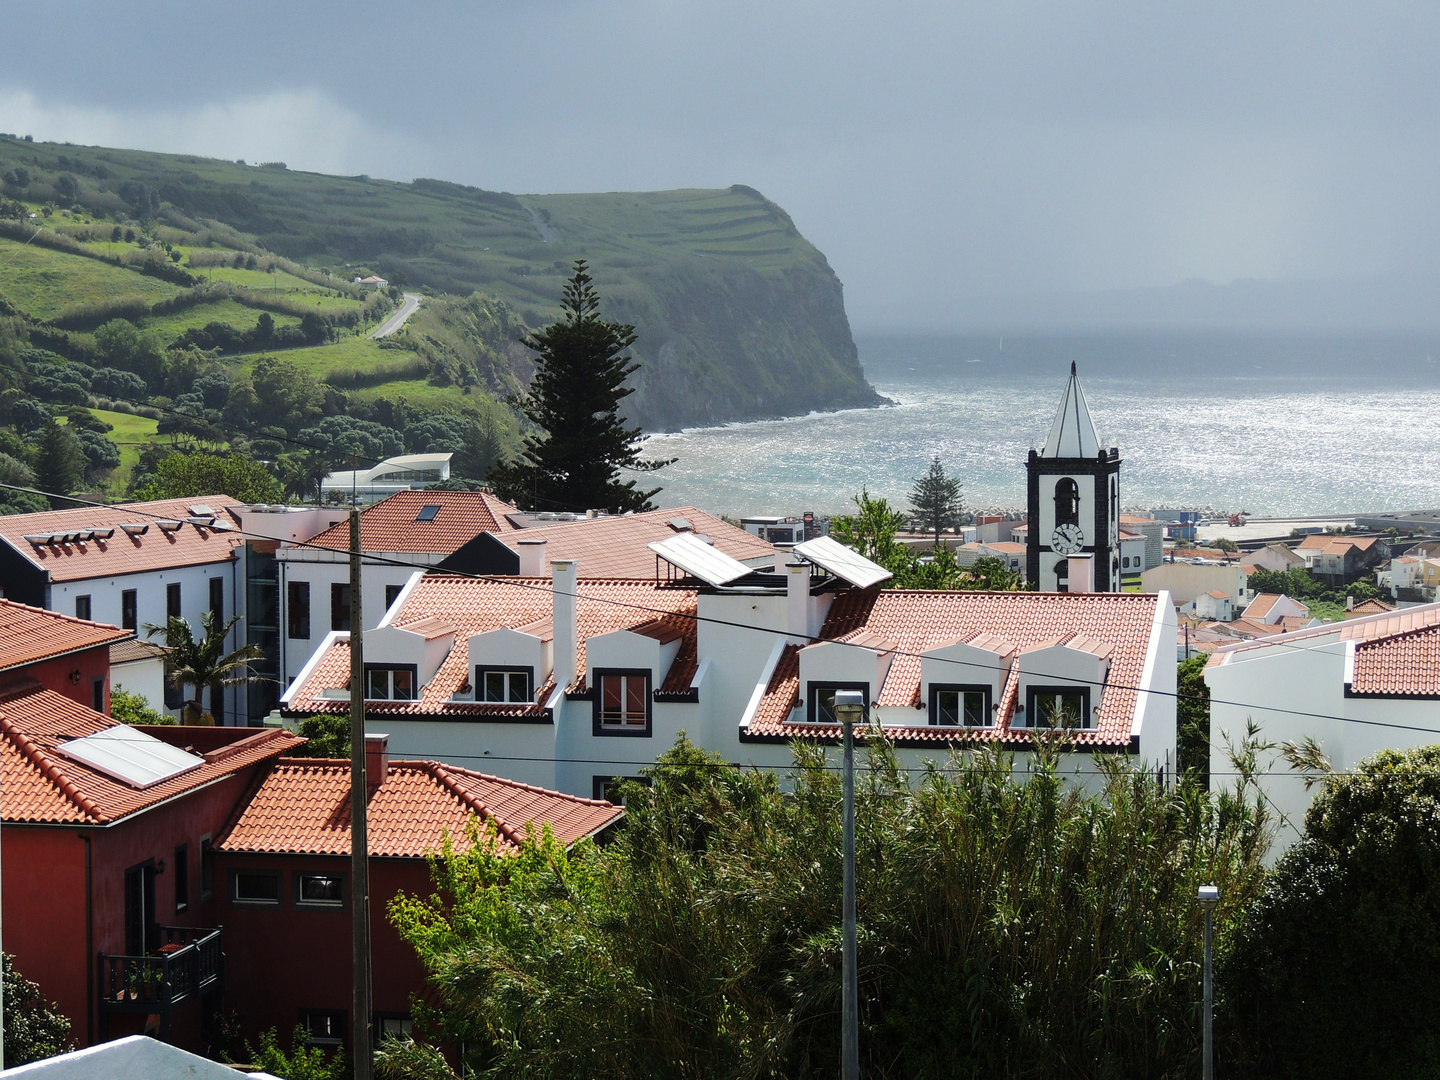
[{"left": 370, "top": 292, "right": 423, "bottom": 339}]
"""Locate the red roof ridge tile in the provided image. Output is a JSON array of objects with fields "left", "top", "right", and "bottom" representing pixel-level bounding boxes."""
[
  {"left": 0, "top": 711, "right": 103, "bottom": 821},
  {"left": 202, "top": 728, "right": 292, "bottom": 765},
  {"left": 422, "top": 760, "right": 527, "bottom": 849}
]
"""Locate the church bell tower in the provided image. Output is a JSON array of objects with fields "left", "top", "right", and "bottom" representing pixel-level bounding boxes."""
[{"left": 1026, "top": 363, "right": 1122, "bottom": 592}]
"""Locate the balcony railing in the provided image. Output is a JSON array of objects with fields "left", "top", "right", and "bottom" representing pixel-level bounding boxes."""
[{"left": 98, "top": 926, "right": 223, "bottom": 1040}]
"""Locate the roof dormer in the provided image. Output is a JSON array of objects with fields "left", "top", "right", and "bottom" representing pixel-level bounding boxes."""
[
  {"left": 463, "top": 618, "right": 554, "bottom": 704},
  {"left": 920, "top": 633, "right": 1016, "bottom": 728},
  {"left": 797, "top": 630, "right": 896, "bottom": 723},
  {"left": 362, "top": 616, "right": 456, "bottom": 700},
  {"left": 1013, "top": 635, "right": 1112, "bottom": 728}
]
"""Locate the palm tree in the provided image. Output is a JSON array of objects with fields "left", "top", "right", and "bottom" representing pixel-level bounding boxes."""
[
  {"left": 276, "top": 449, "right": 331, "bottom": 505},
  {"left": 144, "top": 610, "right": 263, "bottom": 725}
]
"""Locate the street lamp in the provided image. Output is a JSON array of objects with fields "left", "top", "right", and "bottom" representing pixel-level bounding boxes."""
[
  {"left": 1198, "top": 884, "right": 1220, "bottom": 1080},
  {"left": 832, "top": 689, "right": 864, "bottom": 1080}
]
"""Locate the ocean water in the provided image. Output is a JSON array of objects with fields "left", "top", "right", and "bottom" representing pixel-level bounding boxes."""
[{"left": 641, "top": 331, "right": 1440, "bottom": 517}]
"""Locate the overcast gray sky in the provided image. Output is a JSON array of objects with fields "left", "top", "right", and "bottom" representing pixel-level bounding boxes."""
[{"left": 3, "top": 1, "right": 1438, "bottom": 329}]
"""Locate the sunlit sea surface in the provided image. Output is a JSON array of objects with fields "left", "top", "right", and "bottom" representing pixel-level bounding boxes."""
[{"left": 642, "top": 331, "right": 1440, "bottom": 517}]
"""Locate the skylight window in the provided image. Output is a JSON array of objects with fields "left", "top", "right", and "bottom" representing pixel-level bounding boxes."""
[
  {"left": 55, "top": 725, "right": 205, "bottom": 789},
  {"left": 415, "top": 505, "right": 442, "bottom": 522}
]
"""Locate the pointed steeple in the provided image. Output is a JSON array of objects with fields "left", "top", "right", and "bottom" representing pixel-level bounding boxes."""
[{"left": 1039, "top": 363, "right": 1102, "bottom": 458}]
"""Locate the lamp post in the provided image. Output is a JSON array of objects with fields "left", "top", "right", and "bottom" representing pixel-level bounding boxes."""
[
  {"left": 1198, "top": 884, "right": 1220, "bottom": 1080},
  {"left": 832, "top": 689, "right": 864, "bottom": 1080}
]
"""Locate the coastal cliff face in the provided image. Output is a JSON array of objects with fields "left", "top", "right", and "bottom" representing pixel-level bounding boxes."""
[{"left": 609, "top": 253, "right": 883, "bottom": 431}]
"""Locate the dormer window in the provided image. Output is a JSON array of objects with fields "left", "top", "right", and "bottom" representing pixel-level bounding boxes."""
[
  {"left": 477, "top": 666, "right": 533, "bottom": 704},
  {"left": 1024, "top": 686, "right": 1091, "bottom": 729},
  {"left": 929, "top": 684, "right": 992, "bottom": 727},
  {"left": 594, "top": 670, "right": 651, "bottom": 735},
  {"left": 808, "top": 682, "right": 869, "bottom": 725},
  {"left": 1054, "top": 478, "right": 1080, "bottom": 526},
  {"left": 364, "top": 665, "right": 417, "bottom": 701}
]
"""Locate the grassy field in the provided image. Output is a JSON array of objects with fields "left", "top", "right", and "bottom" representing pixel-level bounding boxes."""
[
  {"left": 140, "top": 298, "right": 302, "bottom": 339},
  {"left": 0, "top": 236, "right": 181, "bottom": 320},
  {"left": 196, "top": 265, "right": 360, "bottom": 309},
  {"left": 236, "top": 335, "right": 402, "bottom": 379}
]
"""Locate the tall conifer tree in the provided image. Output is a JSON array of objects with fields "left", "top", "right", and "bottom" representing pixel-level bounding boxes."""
[
  {"left": 908, "top": 454, "right": 963, "bottom": 543},
  {"left": 489, "top": 261, "right": 670, "bottom": 511}
]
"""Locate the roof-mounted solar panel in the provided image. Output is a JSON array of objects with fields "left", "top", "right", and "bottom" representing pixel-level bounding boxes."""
[
  {"left": 119, "top": 523, "right": 149, "bottom": 536},
  {"left": 793, "top": 535, "right": 894, "bottom": 589},
  {"left": 210, "top": 520, "right": 233, "bottom": 531},
  {"left": 648, "top": 531, "right": 752, "bottom": 587},
  {"left": 667, "top": 517, "right": 693, "bottom": 532},
  {"left": 55, "top": 725, "right": 205, "bottom": 789},
  {"left": 187, "top": 504, "right": 215, "bottom": 516},
  {"left": 415, "top": 504, "right": 442, "bottom": 522}
]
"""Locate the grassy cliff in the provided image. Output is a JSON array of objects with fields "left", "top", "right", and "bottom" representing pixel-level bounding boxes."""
[{"left": 0, "top": 137, "right": 879, "bottom": 430}]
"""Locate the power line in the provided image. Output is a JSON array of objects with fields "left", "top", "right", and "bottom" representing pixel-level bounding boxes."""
[{"left": 2, "top": 480, "right": 1435, "bottom": 739}]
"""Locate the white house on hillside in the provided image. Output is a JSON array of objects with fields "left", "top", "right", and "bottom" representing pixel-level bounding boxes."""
[
  {"left": 283, "top": 538, "right": 1178, "bottom": 799},
  {"left": 1205, "top": 602, "right": 1440, "bottom": 852}
]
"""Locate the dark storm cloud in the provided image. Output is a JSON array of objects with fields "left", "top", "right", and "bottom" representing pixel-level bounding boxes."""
[{"left": 3, "top": 1, "right": 1437, "bottom": 328}]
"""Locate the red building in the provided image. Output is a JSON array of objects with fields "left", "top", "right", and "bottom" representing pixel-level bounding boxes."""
[{"left": 211, "top": 736, "right": 623, "bottom": 1049}]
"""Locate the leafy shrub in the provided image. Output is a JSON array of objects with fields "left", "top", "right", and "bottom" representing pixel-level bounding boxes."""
[
  {"left": 1222, "top": 745, "right": 1440, "bottom": 1079},
  {"left": 3, "top": 954, "right": 72, "bottom": 1065},
  {"left": 244, "top": 1025, "right": 347, "bottom": 1080},
  {"left": 111, "top": 687, "right": 172, "bottom": 725}
]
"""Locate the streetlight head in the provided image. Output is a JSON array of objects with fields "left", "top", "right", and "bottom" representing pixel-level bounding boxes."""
[
  {"left": 833, "top": 689, "right": 865, "bottom": 725},
  {"left": 1197, "top": 884, "right": 1220, "bottom": 909}
]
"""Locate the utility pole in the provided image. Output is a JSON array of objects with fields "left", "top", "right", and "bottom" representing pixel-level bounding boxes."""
[
  {"left": 834, "top": 690, "right": 863, "bottom": 1080},
  {"left": 349, "top": 508, "right": 373, "bottom": 1080},
  {"left": 1198, "top": 885, "right": 1219, "bottom": 1080}
]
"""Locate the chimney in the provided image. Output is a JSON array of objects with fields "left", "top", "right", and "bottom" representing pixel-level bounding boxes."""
[
  {"left": 517, "top": 538, "right": 547, "bottom": 576},
  {"left": 364, "top": 733, "right": 390, "bottom": 793},
  {"left": 787, "top": 560, "right": 810, "bottom": 640},
  {"left": 1346, "top": 594, "right": 1355, "bottom": 611},
  {"left": 552, "top": 559, "right": 579, "bottom": 691},
  {"left": 772, "top": 543, "right": 795, "bottom": 572},
  {"left": 1067, "top": 554, "right": 1093, "bottom": 593}
]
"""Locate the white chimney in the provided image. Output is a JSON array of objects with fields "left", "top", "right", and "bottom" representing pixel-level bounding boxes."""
[
  {"left": 517, "top": 538, "right": 547, "bottom": 576},
  {"left": 773, "top": 543, "right": 795, "bottom": 572},
  {"left": 1067, "top": 554, "right": 1093, "bottom": 593},
  {"left": 787, "top": 560, "right": 810, "bottom": 640},
  {"left": 551, "top": 559, "right": 579, "bottom": 691}
]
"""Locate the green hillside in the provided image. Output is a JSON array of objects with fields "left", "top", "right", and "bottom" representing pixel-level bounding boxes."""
[{"left": 0, "top": 136, "right": 880, "bottom": 431}]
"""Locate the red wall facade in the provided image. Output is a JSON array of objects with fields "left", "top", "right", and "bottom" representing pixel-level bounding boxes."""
[
  {"left": 19, "top": 645, "right": 111, "bottom": 712},
  {"left": 2, "top": 767, "right": 274, "bottom": 1051},
  {"left": 214, "top": 852, "right": 433, "bottom": 1049}
]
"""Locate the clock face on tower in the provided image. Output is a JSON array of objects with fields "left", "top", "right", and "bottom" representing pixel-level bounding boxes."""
[{"left": 1051, "top": 523, "right": 1084, "bottom": 554}]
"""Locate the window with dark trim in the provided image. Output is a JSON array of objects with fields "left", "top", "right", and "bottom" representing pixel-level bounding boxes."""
[
  {"left": 593, "top": 670, "right": 651, "bottom": 735},
  {"left": 385, "top": 584, "right": 404, "bottom": 609},
  {"left": 299, "top": 1009, "right": 347, "bottom": 1049},
  {"left": 121, "top": 589, "right": 137, "bottom": 631},
  {"left": 75, "top": 594, "right": 91, "bottom": 621},
  {"left": 929, "top": 683, "right": 992, "bottom": 727},
  {"left": 592, "top": 774, "right": 652, "bottom": 803},
  {"left": 167, "top": 582, "right": 182, "bottom": 620},
  {"left": 807, "top": 681, "right": 869, "bottom": 725},
  {"left": 92, "top": 677, "right": 105, "bottom": 713},
  {"left": 331, "top": 583, "right": 351, "bottom": 632},
  {"left": 294, "top": 871, "right": 345, "bottom": 909},
  {"left": 1023, "top": 685, "right": 1092, "bottom": 729},
  {"left": 376, "top": 1014, "right": 413, "bottom": 1041},
  {"left": 163, "top": 661, "right": 184, "bottom": 710},
  {"left": 231, "top": 869, "right": 281, "bottom": 907},
  {"left": 288, "top": 581, "right": 311, "bottom": 639},
  {"left": 209, "top": 577, "right": 224, "bottom": 622},
  {"left": 364, "top": 664, "right": 417, "bottom": 701},
  {"left": 174, "top": 844, "right": 189, "bottom": 913},
  {"left": 199, "top": 836, "right": 213, "bottom": 898},
  {"left": 477, "top": 666, "right": 534, "bottom": 704}
]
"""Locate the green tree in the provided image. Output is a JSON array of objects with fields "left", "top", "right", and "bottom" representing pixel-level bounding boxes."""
[
  {"left": 33, "top": 421, "right": 87, "bottom": 504},
  {"left": 143, "top": 610, "right": 263, "bottom": 724},
  {"left": 391, "top": 736, "right": 1268, "bottom": 1080},
  {"left": 964, "top": 554, "right": 1023, "bottom": 590},
  {"left": 250, "top": 356, "right": 324, "bottom": 434},
  {"left": 3, "top": 953, "right": 73, "bottom": 1066},
  {"left": 487, "top": 261, "right": 669, "bottom": 512},
  {"left": 133, "top": 450, "right": 282, "bottom": 504},
  {"left": 829, "top": 486, "right": 910, "bottom": 567},
  {"left": 1214, "top": 537, "right": 1238, "bottom": 553},
  {"left": 908, "top": 454, "right": 963, "bottom": 544},
  {"left": 275, "top": 450, "right": 330, "bottom": 504},
  {"left": 110, "top": 687, "right": 172, "bottom": 725},
  {"left": 93, "top": 319, "right": 164, "bottom": 387},
  {"left": 1222, "top": 746, "right": 1440, "bottom": 1079},
  {"left": 285, "top": 714, "right": 352, "bottom": 758},
  {"left": 1177, "top": 654, "right": 1211, "bottom": 787}
]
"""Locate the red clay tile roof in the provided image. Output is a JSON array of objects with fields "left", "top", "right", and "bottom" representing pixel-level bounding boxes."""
[
  {"left": 1204, "top": 590, "right": 1231, "bottom": 599},
  {"left": 1206, "top": 603, "right": 1440, "bottom": 668},
  {"left": 303, "top": 490, "right": 521, "bottom": 553},
  {"left": 284, "top": 575, "right": 700, "bottom": 719},
  {"left": 0, "top": 686, "right": 302, "bottom": 825},
  {"left": 483, "top": 506, "right": 775, "bottom": 577},
  {"left": 982, "top": 541, "right": 1027, "bottom": 554},
  {"left": 214, "top": 758, "right": 622, "bottom": 857},
  {"left": 1297, "top": 534, "right": 1380, "bottom": 553},
  {"left": 0, "top": 601, "right": 132, "bottom": 672},
  {"left": 1350, "top": 624, "right": 1440, "bottom": 697},
  {"left": 0, "top": 496, "right": 244, "bottom": 582},
  {"left": 1345, "top": 598, "right": 1395, "bottom": 617},
  {"left": 748, "top": 590, "right": 1163, "bottom": 749},
  {"left": 110, "top": 638, "right": 168, "bottom": 665}
]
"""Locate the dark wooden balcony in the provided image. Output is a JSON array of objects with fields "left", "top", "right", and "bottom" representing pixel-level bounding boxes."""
[{"left": 98, "top": 926, "right": 224, "bottom": 1039}]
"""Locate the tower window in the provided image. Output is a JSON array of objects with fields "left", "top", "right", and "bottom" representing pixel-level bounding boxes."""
[{"left": 1054, "top": 478, "right": 1080, "bottom": 526}]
